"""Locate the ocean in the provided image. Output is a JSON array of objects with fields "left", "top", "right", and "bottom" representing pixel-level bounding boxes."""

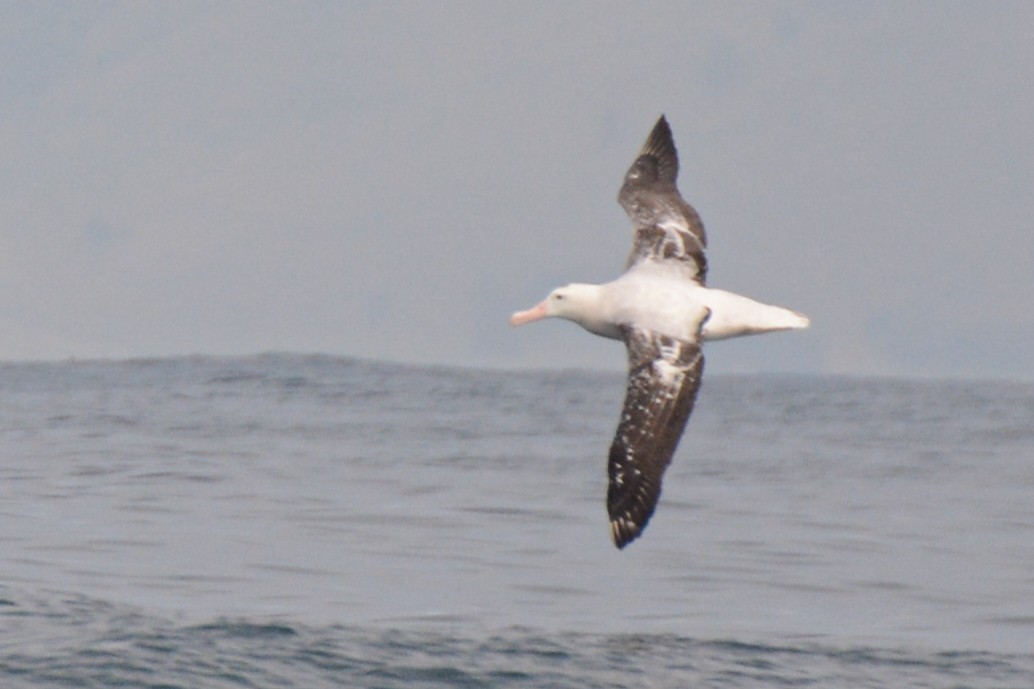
[{"left": 1, "top": 354, "right": 1032, "bottom": 687}]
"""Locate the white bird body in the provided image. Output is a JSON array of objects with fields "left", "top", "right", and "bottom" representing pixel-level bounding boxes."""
[{"left": 535, "top": 270, "right": 808, "bottom": 344}]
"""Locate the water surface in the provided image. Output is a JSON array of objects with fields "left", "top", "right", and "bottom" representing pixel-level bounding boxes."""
[{"left": 2, "top": 355, "right": 1031, "bottom": 686}]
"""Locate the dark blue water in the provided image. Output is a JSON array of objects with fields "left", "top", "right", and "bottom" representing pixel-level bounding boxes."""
[{"left": 2, "top": 355, "right": 1032, "bottom": 687}]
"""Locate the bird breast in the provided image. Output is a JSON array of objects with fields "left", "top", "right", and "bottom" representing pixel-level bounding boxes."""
[{"left": 603, "top": 273, "right": 710, "bottom": 341}]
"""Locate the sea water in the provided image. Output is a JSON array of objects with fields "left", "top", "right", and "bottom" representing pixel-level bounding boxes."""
[{"left": 1, "top": 354, "right": 1032, "bottom": 687}]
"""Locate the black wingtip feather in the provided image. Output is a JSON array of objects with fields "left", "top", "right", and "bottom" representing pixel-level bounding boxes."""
[
  {"left": 608, "top": 481, "right": 661, "bottom": 549},
  {"left": 607, "top": 442, "right": 662, "bottom": 549},
  {"left": 610, "top": 513, "right": 651, "bottom": 549},
  {"left": 637, "top": 115, "right": 679, "bottom": 185}
]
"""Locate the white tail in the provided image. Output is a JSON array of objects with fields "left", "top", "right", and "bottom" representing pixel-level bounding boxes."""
[{"left": 699, "top": 289, "right": 809, "bottom": 341}]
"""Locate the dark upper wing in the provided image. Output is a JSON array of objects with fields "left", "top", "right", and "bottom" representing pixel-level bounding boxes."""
[
  {"left": 617, "top": 116, "right": 708, "bottom": 284},
  {"left": 607, "top": 326, "right": 705, "bottom": 549}
]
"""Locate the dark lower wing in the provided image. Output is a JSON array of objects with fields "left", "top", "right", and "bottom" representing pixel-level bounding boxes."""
[{"left": 607, "top": 327, "right": 704, "bottom": 549}]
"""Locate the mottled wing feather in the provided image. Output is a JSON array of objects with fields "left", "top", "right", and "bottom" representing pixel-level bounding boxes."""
[
  {"left": 618, "top": 116, "right": 708, "bottom": 284},
  {"left": 608, "top": 326, "right": 705, "bottom": 549}
]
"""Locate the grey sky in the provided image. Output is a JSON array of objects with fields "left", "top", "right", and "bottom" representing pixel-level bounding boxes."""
[{"left": 2, "top": 2, "right": 1032, "bottom": 379}]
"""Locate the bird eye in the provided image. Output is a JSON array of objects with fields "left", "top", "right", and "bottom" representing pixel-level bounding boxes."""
[{"left": 555, "top": 294, "right": 564, "bottom": 300}]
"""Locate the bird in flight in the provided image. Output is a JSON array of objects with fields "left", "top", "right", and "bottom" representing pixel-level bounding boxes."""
[{"left": 510, "top": 116, "right": 809, "bottom": 548}]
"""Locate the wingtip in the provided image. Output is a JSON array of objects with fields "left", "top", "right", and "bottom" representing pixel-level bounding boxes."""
[
  {"left": 636, "top": 115, "right": 679, "bottom": 185},
  {"left": 643, "top": 116, "right": 674, "bottom": 151},
  {"left": 609, "top": 517, "right": 642, "bottom": 549}
]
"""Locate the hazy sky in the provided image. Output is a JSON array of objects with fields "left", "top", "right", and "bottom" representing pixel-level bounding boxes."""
[{"left": 2, "top": 2, "right": 1032, "bottom": 379}]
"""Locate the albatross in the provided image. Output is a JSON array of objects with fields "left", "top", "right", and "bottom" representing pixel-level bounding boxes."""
[{"left": 509, "top": 116, "right": 810, "bottom": 549}]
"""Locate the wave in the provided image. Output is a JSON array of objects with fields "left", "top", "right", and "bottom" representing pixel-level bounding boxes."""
[{"left": 2, "top": 594, "right": 1032, "bottom": 689}]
